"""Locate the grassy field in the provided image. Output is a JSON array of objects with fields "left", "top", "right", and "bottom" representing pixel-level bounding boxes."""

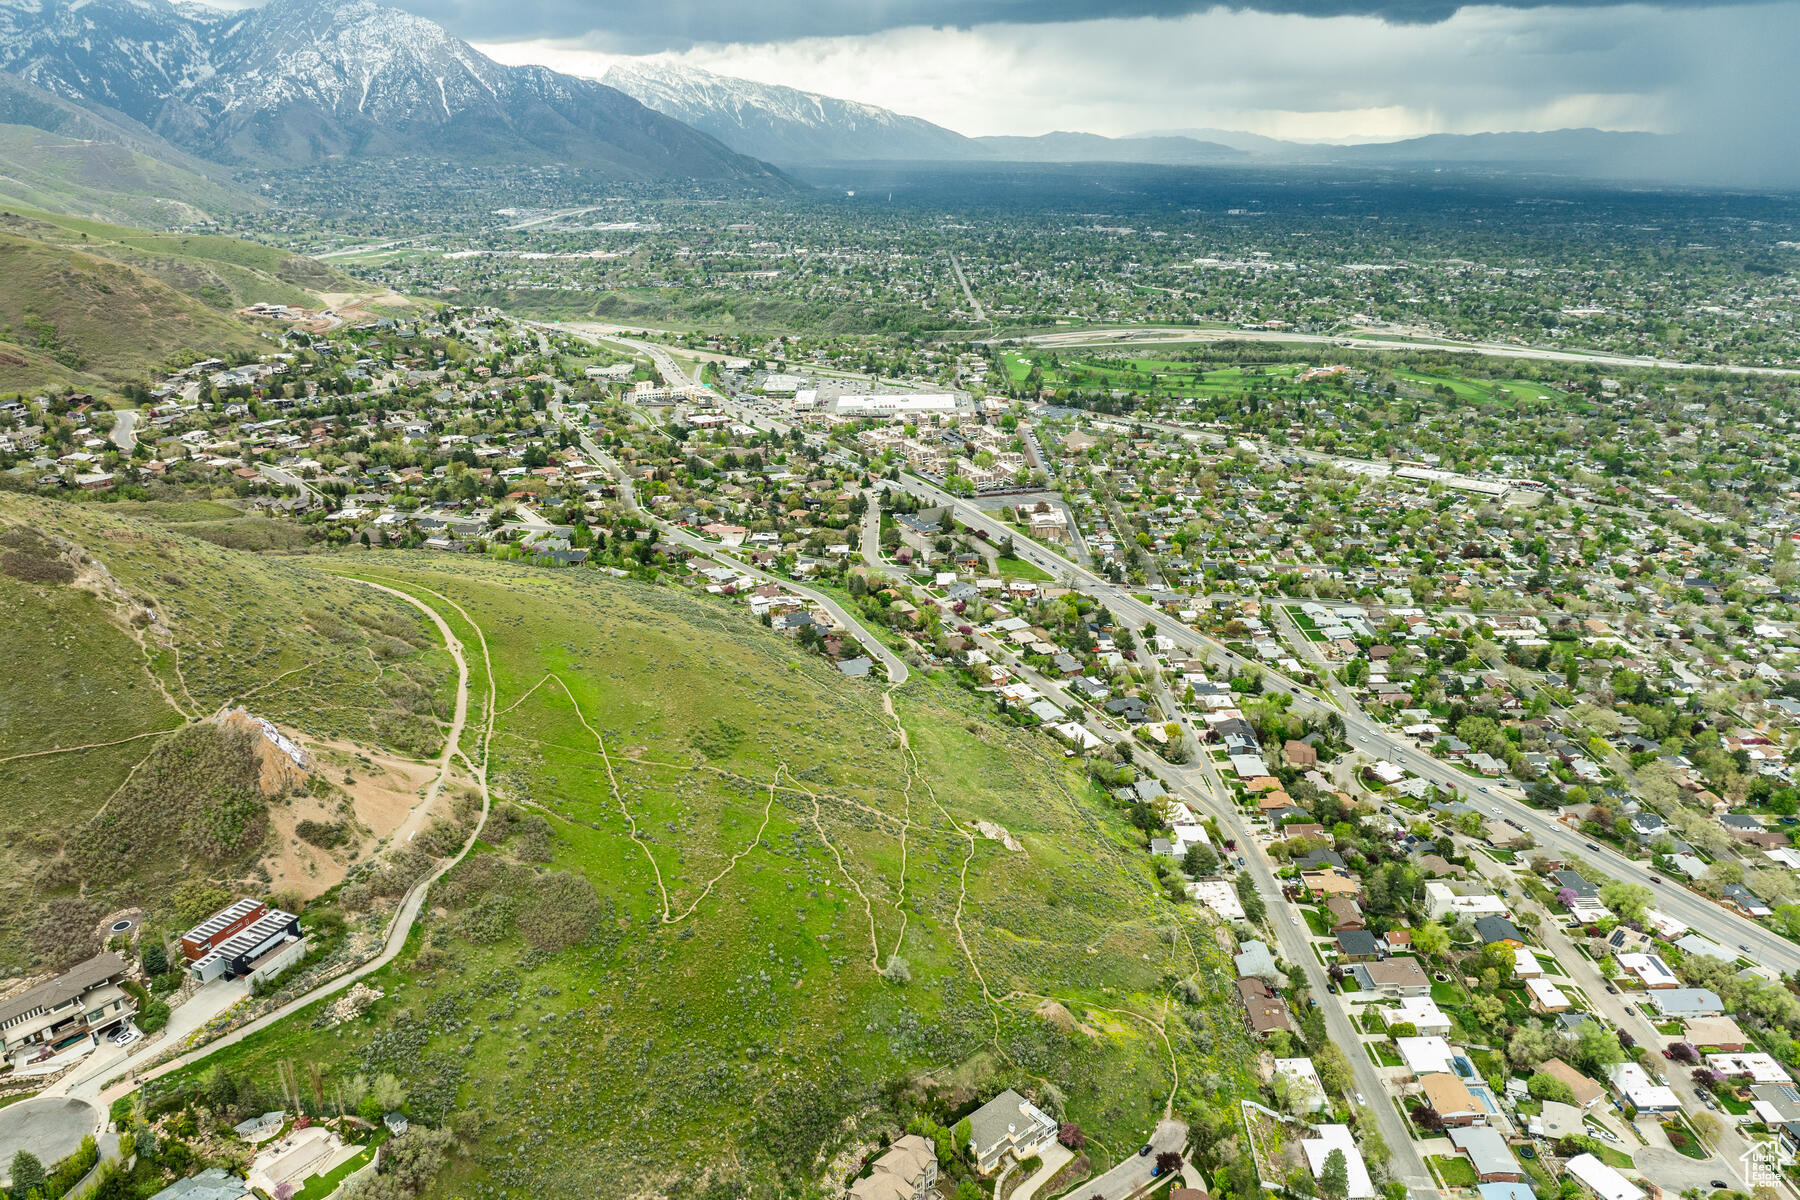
[
  {"left": 141, "top": 551, "right": 1257, "bottom": 1196},
  {"left": 0, "top": 125, "right": 249, "bottom": 230},
  {"left": 0, "top": 207, "right": 356, "bottom": 393},
  {"left": 0, "top": 495, "right": 455, "bottom": 969}
]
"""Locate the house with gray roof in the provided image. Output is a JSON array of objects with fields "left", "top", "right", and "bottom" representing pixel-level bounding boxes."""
[
  {"left": 965, "top": 1089, "right": 1056, "bottom": 1173},
  {"left": 149, "top": 1169, "right": 251, "bottom": 1200}
]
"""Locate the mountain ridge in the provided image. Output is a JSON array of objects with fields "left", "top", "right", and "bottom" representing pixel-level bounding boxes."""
[
  {"left": 604, "top": 60, "right": 1673, "bottom": 176},
  {"left": 0, "top": 0, "right": 790, "bottom": 184},
  {"left": 604, "top": 61, "right": 1244, "bottom": 165}
]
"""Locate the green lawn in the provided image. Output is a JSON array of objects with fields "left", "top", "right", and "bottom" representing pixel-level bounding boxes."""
[
  {"left": 292, "top": 1139, "right": 383, "bottom": 1200},
  {"left": 993, "top": 554, "right": 1053, "bottom": 581},
  {"left": 1430, "top": 1155, "right": 1480, "bottom": 1188}
]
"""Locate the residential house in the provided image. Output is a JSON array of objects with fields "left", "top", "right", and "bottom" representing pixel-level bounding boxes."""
[
  {"left": 1722, "top": 884, "right": 1772, "bottom": 918},
  {"left": 1235, "top": 941, "right": 1281, "bottom": 980},
  {"left": 1749, "top": 1083, "right": 1800, "bottom": 1153},
  {"left": 965, "top": 1089, "right": 1057, "bottom": 1174},
  {"left": 1237, "top": 977, "right": 1295, "bottom": 1036},
  {"left": 1352, "top": 957, "right": 1431, "bottom": 997},
  {"left": 1274, "top": 1057, "right": 1329, "bottom": 1112},
  {"left": 1617, "top": 953, "right": 1680, "bottom": 990},
  {"left": 1540, "top": 1059, "right": 1606, "bottom": 1108},
  {"left": 1682, "top": 1017, "right": 1748, "bottom": 1052},
  {"left": 1474, "top": 916, "right": 1525, "bottom": 948},
  {"left": 1425, "top": 881, "right": 1509, "bottom": 919},
  {"left": 1326, "top": 897, "right": 1365, "bottom": 931},
  {"left": 1392, "top": 997, "right": 1452, "bottom": 1037},
  {"left": 1648, "top": 989, "right": 1724, "bottom": 1019},
  {"left": 147, "top": 1169, "right": 253, "bottom": 1200},
  {"left": 1397, "top": 1035, "right": 1457, "bottom": 1076},
  {"left": 1564, "top": 1154, "right": 1643, "bottom": 1200},
  {"left": 848, "top": 1135, "right": 938, "bottom": 1200},
  {"left": 1448, "top": 1127, "right": 1523, "bottom": 1182},
  {"left": 1335, "top": 930, "right": 1381, "bottom": 963},
  {"left": 1526, "top": 977, "right": 1572, "bottom": 1013},
  {"left": 0, "top": 952, "right": 136, "bottom": 1064},
  {"left": 1421, "top": 1072, "right": 1485, "bottom": 1126},
  {"left": 1302, "top": 1126, "right": 1375, "bottom": 1200},
  {"left": 1606, "top": 1063, "right": 1681, "bottom": 1114}
]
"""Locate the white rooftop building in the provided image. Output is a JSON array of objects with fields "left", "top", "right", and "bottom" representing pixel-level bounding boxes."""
[{"left": 1302, "top": 1125, "right": 1375, "bottom": 1200}]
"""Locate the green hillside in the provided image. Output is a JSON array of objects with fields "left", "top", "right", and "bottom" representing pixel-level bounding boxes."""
[
  {"left": 0, "top": 209, "right": 355, "bottom": 392},
  {"left": 3, "top": 207, "right": 355, "bottom": 309},
  {"left": 132, "top": 551, "right": 1252, "bottom": 1194},
  {"left": 0, "top": 124, "right": 253, "bottom": 227},
  {"left": 0, "top": 496, "right": 456, "bottom": 970},
  {"left": 0, "top": 71, "right": 256, "bottom": 227},
  {"left": 0, "top": 227, "right": 267, "bottom": 391}
]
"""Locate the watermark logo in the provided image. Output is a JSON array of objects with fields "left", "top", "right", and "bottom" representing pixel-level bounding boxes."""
[{"left": 1739, "top": 1139, "right": 1782, "bottom": 1188}]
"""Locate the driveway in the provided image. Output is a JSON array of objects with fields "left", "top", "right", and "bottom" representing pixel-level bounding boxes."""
[
  {"left": 1010, "top": 1143, "right": 1074, "bottom": 1200},
  {"left": 0, "top": 1096, "right": 101, "bottom": 1183},
  {"left": 1079, "top": 1118, "right": 1186, "bottom": 1200}
]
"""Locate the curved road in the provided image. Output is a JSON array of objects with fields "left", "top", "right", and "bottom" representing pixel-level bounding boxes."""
[
  {"left": 79, "top": 578, "right": 491, "bottom": 1106},
  {"left": 548, "top": 402, "right": 908, "bottom": 685}
]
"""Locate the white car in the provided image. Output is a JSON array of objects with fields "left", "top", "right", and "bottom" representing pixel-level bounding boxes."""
[
  {"left": 1291, "top": 915, "right": 1300, "bottom": 926},
  {"left": 110, "top": 1026, "right": 138, "bottom": 1046}
]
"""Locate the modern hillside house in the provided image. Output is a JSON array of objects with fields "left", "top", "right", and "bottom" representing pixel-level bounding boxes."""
[{"left": 183, "top": 901, "right": 304, "bottom": 984}]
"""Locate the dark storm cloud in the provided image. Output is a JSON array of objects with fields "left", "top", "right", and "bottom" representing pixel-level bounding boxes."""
[{"left": 407, "top": 0, "right": 1757, "bottom": 50}]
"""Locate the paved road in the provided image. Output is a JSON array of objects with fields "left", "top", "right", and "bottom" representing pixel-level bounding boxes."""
[
  {"left": 1079, "top": 1118, "right": 1187, "bottom": 1200},
  {"left": 949, "top": 254, "right": 986, "bottom": 323},
  {"left": 890, "top": 472, "right": 1800, "bottom": 974},
  {"left": 549, "top": 403, "right": 909, "bottom": 685},
  {"left": 0, "top": 1096, "right": 100, "bottom": 1184},
  {"left": 109, "top": 409, "right": 137, "bottom": 453},
  {"left": 998, "top": 325, "right": 1800, "bottom": 378},
  {"left": 1465, "top": 849, "right": 1766, "bottom": 1191},
  {"left": 85, "top": 579, "right": 491, "bottom": 1106}
]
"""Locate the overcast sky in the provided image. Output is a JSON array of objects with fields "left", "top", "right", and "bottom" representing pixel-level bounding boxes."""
[{"left": 423, "top": 0, "right": 1796, "bottom": 177}]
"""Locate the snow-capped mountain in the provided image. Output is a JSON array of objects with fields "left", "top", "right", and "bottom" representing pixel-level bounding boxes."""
[
  {"left": 603, "top": 60, "right": 972, "bottom": 163},
  {"left": 0, "top": 0, "right": 786, "bottom": 183},
  {"left": 604, "top": 60, "right": 1245, "bottom": 166}
]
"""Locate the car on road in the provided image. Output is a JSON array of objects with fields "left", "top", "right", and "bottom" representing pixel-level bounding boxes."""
[
  {"left": 1650, "top": 875, "right": 1663, "bottom": 883},
  {"left": 1741, "top": 943, "right": 1753, "bottom": 952},
  {"left": 1139, "top": 1144, "right": 1153, "bottom": 1157},
  {"left": 1355, "top": 1092, "right": 1366, "bottom": 1105},
  {"left": 1489, "top": 806, "right": 1502, "bottom": 817},
  {"left": 1711, "top": 1183, "right": 1729, "bottom": 1191},
  {"left": 1291, "top": 915, "right": 1299, "bottom": 925},
  {"left": 1585, "top": 842, "right": 1601, "bottom": 851}
]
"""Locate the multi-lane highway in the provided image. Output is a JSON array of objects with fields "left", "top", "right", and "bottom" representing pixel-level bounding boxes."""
[{"left": 998, "top": 325, "right": 1800, "bottom": 379}]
